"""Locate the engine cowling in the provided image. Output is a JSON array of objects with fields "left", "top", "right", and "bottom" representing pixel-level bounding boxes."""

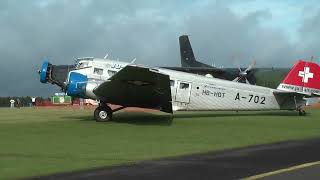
[
  {"left": 66, "top": 72, "right": 100, "bottom": 99},
  {"left": 85, "top": 81, "right": 99, "bottom": 99},
  {"left": 66, "top": 72, "right": 88, "bottom": 98},
  {"left": 39, "top": 60, "right": 52, "bottom": 83},
  {"left": 38, "top": 59, "right": 74, "bottom": 90}
]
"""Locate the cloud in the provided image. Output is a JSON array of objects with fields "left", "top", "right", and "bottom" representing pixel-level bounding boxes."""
[
  {"left": 0, "top": 0, "right": 319, "bottom": 96},
  {"left": 297, "top": 9, "right": 320, "bottom": 61}
]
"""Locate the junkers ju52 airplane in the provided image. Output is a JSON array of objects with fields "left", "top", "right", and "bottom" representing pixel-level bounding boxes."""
[{"left": 39, "top": 57, "right": 320, "bottom": 122}]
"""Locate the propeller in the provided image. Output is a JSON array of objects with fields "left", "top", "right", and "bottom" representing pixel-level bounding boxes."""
[
  {"left": 232, "top": 58, "right": 256, "bottom": 84},
  {"left": 34, "top": 65, "right": 42, "bottom": 82},
  {"left": 35, "top": 58, "right": 49, "bottom": 82},
  {"left": 36, "top": 58, "right": 72, "bottom": 92}
]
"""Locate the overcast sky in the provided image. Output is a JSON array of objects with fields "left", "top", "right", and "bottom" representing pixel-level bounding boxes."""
[{"left": 0, "top": 0, "right": 320, "bottom": 96}]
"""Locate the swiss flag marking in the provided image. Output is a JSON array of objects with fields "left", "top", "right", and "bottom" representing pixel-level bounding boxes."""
[
  {"left": 281, "top": 60, "right": 320, "bottom": 90},
  {"left": 298, "top": 67, "right": 313, "bottom": 83}
]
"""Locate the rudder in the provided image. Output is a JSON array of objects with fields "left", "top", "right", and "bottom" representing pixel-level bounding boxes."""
[
  {"left": 277, "top": 60, "right": 320, "bottom": 95},
  {"left": 179, "top": 35, "right": 212, "bottom": 68},
  {"left": 179, "top": 35, "right": 196, "bottom": 67}
]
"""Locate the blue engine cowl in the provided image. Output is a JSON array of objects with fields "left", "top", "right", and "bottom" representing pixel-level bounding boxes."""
[
  {"left": 39, "top": 60, "right": 50, "bottom": 83},
  {"left": 66, "top": 72, "right": 88, "bottom": 98}
]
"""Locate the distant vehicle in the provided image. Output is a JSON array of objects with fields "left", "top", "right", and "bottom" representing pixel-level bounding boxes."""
[
  {"left": 84, "top": 99, "right": 99, "bottom": 106},
  {"left": 39, "top": 57, "right": 320, "bottom": 122},
  {"left": 165, "top": 35, "right": 290, "bottom": 88}
]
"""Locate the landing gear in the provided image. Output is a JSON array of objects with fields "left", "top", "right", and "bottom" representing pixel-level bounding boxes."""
[
  {"left": 94, "top": 105, "right": 113, "bottom": 122},
  {"left": 294, "top": 97, "right": 307, "bottom": 116},
  {"left": 94, "top": 104, "right": 126, "bottom": 122},
  {"left": 298, "top": 109, "right": 306, "bottom": 116},
  {"left": 296, "top": 105, "right": 307, "bottom": 116}
]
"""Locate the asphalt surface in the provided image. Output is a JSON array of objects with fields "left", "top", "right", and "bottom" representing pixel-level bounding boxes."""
[
  {"left": 31, "top": 138, "right": 320, "bottom": 180},
  {"left": 262, "top": 164, "right": 320, "bottom": 180}
]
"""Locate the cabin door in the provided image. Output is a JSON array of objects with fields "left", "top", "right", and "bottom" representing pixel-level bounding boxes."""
[{"left": 175, "top": 81, "right": 192, "bottom": 103}]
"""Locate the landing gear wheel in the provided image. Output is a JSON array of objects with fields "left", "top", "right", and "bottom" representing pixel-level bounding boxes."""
[
  {"left": 94, "top": 106, "right": 113, "bottom": 122},
  {"left": 298, "top": 110, "right": 306, "bottom": 116}
]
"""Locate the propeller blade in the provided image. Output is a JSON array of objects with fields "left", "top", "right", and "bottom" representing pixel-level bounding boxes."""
[
  {"left": 233, "top": 57, "right": 257, "bottom": 84},
  {"left": 233, "top": 76, "right": 244, "bottom": 82},
  {"left": 245, "top": 78, "right": 250, "bottom": 84},
  {"left": 233, "top": 77, "right": 240, "bottom": 82},
  {"left": 239, "top": 71, "right": 247, "bottom": 76},
  {"left": 244, "top": 58, "right": 256, "bottom": 73},
  {"left": 34, "top": 65, "right": 41, "bottom": 81}
]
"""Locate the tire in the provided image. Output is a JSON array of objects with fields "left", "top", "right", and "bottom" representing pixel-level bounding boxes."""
[
  {"left": 94, "top": 106, "right": 113, "bottom": 122},
  {"left": 298, "top": 110, "right": 306, "bottom": 116}
]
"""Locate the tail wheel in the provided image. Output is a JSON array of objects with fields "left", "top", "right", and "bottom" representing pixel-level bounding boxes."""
[
  {"left": 94, "top": 106, "right": 113, "bottom": 122},
  {"left": 298, "top": 110, "right": 306, "bottom": 116}
]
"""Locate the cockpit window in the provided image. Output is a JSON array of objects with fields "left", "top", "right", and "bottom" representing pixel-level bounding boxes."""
[
  {"left": 94, "top": 68, "right": 103, "bottom": 75},
  {"left": 108, "top": 70, "right": 117, "bottom": 77},
  {"left": 77, "top": 62, "right": 89, "bottom": 69}
]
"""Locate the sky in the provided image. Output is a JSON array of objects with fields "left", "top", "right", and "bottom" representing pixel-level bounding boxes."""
[{"left": 0, "top": 0, "right": 320, "bottom": 96}]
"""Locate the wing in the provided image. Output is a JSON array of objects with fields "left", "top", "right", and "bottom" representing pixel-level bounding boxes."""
[
  {"left": 93, "top": 65, "right": 172, "bottom": 113},
  {"left": 162, "top": 66, "right": 257, "bottom": 84},
  {"left": 162, "top": 66, "right": 225, "bottom": 75}
]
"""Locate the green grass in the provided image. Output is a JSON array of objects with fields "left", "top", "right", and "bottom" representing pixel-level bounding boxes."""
[{"left": 0, "top": 108, "right": 320, "bottom": 179}]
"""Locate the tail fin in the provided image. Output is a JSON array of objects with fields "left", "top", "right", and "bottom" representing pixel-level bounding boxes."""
[
  {"left": 277, "top": 60, "right": 320, "bottom": 95},
  {"left": 179, "top": 35, "right": 212, "bottom": 68},
  {"left": 179, "top": 35, "right": 196, "bottom": 67}
]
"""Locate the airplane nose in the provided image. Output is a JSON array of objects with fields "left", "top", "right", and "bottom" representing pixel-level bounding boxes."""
[
  {"left": 66, "top": 72, "right": 88, "bottom": 98},
  {"left": 39, "top": 59, "right": 51, "bottom": 83}
]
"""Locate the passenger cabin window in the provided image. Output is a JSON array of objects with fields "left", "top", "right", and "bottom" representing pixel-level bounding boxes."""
[
  {"left": 93, "top": 68, "right": 103, "bottom": 75},
  {"left": 108, "top": 70, "right": 117, "bottom": 77},
  {"left": 180, "top": 82, "right": 189, "bottom": 89},
  {"left": 170, "top": 80, "right": 175, "bottom": 87}
]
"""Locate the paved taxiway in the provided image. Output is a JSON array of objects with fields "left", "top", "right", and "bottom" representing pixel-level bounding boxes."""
[
  {"left": 32, "top": 138, "right": 320, "bottom": 180},
  {"left": 249, "top": 163, "right": 320, "bottom": 180}
]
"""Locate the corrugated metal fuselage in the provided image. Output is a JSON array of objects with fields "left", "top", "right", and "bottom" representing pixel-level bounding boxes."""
[
  {"left": 158, "top": 68, "right": 286, "bottom": 111},
  {"left": 71, "top": 58, "right": 300, "bottom": 111}
]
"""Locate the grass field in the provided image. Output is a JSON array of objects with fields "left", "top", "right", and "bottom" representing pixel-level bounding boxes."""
[{"left": 0, "top": 108, "right": 320, "bottom": 179}]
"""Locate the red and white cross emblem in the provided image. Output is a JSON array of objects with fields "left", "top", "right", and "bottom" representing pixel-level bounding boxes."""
[{"left": 298, "top": 67, "right": 313, "bottom": 83}]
